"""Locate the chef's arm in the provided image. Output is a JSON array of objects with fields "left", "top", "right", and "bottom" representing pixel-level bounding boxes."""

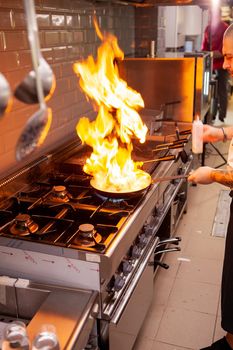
[
  {"left": 188, "top": 166, "right": 233, "bottom": 187},
  {"left": 211, "top": 168, "right": 233, "bottom": 188},
  {"left": 203, "top": 125, "right": 233, "bottom": 143}
]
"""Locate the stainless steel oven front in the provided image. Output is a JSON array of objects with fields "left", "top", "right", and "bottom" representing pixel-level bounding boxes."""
[{"left": 99, "top": 236, "right": 158, "bottom": 350}]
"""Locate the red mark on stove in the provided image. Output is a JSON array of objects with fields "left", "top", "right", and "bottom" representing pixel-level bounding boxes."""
[
  {"left": 66, "top": 258, "right": 80, "bottom": 273},
  {"left": 42, "top": 259, "right": 55, "bottom": 264},
  {"left": 23, "top": 251, "right": 37, "bottom": 265},
  {"left": 90, "top": 268, "right": 99, "bottom": 272},
  {"left": 0, "top": 251, "right": 13, "bottom": 256}
]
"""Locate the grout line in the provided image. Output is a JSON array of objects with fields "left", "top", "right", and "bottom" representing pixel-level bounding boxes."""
[{"left": 213, "top": 291, "right": 223, "bottom": 343}]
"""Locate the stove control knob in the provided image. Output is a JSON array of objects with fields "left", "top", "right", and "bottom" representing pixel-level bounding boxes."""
[
  {"left": 114, "top": 275, "right": 125, "bottom": 292},
  {"left": 138, "top": 233, "right": 149, "bottom": 247},
  {"left": 177, "top": 191, "right": 186, "bottom": 201},
  {"left": 131, "top": 245, "right": 142, "bottom": 259},
  {"left": 155, "top": 206, "right": 163, "bottom": 217},
  {"left": 122, "top": 260, "right": 133, "bottom": 276},
  {"left": 143, "top": 224, "right": 153, "bottom": 236}
]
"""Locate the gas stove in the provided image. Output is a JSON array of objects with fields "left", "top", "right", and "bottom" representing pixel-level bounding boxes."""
[
  {"left": 0, "top": 171, "right": 143, "bottom": 254},
  {"left": 0, "top": 124, "right": 192, "bottom": 350},
  {"left": 0, "top": 124, "right": 191, "bottom": 289},
  {"left": 0, "top": 138, "right": 168, "bottom": 252}
]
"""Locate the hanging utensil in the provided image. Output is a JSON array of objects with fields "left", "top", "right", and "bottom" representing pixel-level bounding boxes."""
[
  {"left": 14, "top": 59, "right": 55, "bottom": 104},
  {"left": 0, "top": 73, "right": 12, "bottom": 116},
  {"left": 14, "top": 10, "right": 55, "bottom": 105},
  {"left": 16, "top": 0, "right": 52, "bottom": 161}
]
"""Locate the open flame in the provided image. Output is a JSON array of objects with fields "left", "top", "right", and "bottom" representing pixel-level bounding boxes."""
[{"left": 73, "top": 22, "right": 151, "bottom": 193}]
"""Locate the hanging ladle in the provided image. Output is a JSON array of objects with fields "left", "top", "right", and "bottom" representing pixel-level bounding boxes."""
[
  {"left": 0, "top": 73, "right": 12, "bottom": 116},
  {"left": 16, "top": 0, "right": 52, "bottom": 161},
  {"left": 14, "top": 10, "right": 55, "bottom": 104},
  {"left": 14, "top": 58, "right": 55, "bottom": 104}
]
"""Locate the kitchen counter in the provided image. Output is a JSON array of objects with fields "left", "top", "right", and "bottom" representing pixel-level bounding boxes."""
[{"left": 0, "top": 276, "right": 98, "bottom": 349}]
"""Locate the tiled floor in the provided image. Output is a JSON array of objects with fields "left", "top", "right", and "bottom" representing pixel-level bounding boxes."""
[{"left": 133, "top": 97, "right": 233, "bottom": 350}]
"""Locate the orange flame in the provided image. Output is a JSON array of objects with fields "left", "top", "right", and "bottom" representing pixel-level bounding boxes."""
[{"left": 73, "top": 21, "right": 151, "bottom": 193}]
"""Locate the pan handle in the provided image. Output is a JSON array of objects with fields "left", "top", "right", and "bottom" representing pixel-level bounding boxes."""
[
  {"left": 143, "top": 155, "right": 175, "bottom": 164},
  {"left": 154, "top": 138, "right": 188, "bottom": 149},
  {"left": 152, "top": 174, "right": 188, "bottom": 183},
  {"left": 179, "top": 129, "right": 191, "bottom": 136},
  {"left": 153, "top": 143, "right": 185, "bottom": 152}
]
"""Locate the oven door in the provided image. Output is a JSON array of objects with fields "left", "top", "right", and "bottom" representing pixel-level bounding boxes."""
[{"left": 100, "top": 239, "right": 157, "bottom": 350}]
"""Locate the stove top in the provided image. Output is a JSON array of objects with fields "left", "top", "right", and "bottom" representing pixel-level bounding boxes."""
[
  {"left": 0, "top": 171, "right": 144, "bottom": 253},
  {"left": 0, "top": 124, "right": 189, "bottom": 255},
  {"left": 0, "top": 138, "right": 171, "bottom": 253}
]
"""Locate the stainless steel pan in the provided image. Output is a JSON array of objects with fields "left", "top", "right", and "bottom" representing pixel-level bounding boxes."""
[{"left": 90, "top": 174, "right": 188, "bottom": 199}]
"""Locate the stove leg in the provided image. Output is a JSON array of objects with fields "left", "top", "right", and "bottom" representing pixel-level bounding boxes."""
[{"left": 98, "top": 320, "right": 109, "bottom": 350}]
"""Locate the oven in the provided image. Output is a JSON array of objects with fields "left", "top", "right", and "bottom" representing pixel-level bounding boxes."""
[
  {"left": 100, "top": 238, "right": 156, "bottom": 350},
  {"left": 98, "top": 142, "right": 192, "bottom": 349},
  {"left": 157, "top": 157, "right": 191, "bottom": 240},
  {"left": 0, "top": 121, "right": 192, "bottom": 349}
]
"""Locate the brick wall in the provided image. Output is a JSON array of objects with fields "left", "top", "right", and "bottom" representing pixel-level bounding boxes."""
[{"left": 0, "top": 0, "right": 136, "bottom": 178}]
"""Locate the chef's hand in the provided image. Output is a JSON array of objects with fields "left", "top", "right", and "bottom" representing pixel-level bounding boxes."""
[
  {"left": 188, "top": 166, "right": 214, "bottom": 184},
  {"left": 202, "top": 125, "right": 224, "bottom": 143}
]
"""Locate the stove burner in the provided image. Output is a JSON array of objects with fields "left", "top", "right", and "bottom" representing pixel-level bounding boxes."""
[
  {"left": 95, "top": 192, "right": 124, "bottom": 203},
  {"left": 49, "top": 185, "right": 71, "bottom": 203},
  {"left": 10, "top": 214, "right": 39, "bottom": 236},
  {"left": 75, "top": 223, "right": 102, "bottom": 247}
]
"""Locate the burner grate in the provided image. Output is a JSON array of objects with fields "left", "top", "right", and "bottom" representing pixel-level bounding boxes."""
[{"left": 0, "top": 151, "right": 152, "bottom": 252}]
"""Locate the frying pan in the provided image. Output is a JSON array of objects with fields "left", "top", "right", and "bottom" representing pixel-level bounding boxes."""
[{"left": 90, "top": 174, "right": 188, "bottom": 199}]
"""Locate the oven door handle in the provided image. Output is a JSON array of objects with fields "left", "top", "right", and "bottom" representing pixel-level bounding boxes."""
[
  {"left": 157, "top": 237, "right": 181, "bottom": 247},
  {"left": 160, "top": 158, "right": 192, "bottom": 214},
  {"left": 110, "top": 238, "right": 159, "bottom": 325}
]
